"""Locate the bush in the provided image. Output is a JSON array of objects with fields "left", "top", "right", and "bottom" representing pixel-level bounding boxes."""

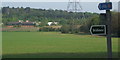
[
  {"left": 39, "top": 27, "right": 60, "bottom": 32},
  {"left": 61, "top": 25, "right": 70, "bottom": 33},
  {"left": 80, "top": 15, "right": 100, "bottom": 33}
]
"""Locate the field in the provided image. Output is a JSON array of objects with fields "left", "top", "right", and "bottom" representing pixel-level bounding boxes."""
[{"left": 2, "top": 32, "right": 118, "bottom": 58}]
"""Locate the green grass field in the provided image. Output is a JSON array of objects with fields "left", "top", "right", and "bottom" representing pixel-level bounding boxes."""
[{"left": 2, "top": 32, "right": 118, "bottom": 58}]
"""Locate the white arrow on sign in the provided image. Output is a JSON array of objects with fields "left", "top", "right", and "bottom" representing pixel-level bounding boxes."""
[{"left": 90, "top": 25, "right": 106, "bottom": 35}]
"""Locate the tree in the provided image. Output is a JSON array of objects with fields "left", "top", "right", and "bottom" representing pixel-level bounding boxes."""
[
  {"left": 61, "top": 24, "right": 70, "bottom": 33},
  {"left": 111, "top": 12, "right": 119, "bottom": 36},
  {"left": 80, "top": 15, "right": 100, "bottom": 33}
]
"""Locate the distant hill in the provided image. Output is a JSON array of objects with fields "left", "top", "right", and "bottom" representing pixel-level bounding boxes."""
[{"left": 2, "top": 6, "right": 99, "bottom": 25}]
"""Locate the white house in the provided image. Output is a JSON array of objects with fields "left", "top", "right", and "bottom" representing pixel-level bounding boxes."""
[
  {"left": 48, "top": 22, "right": 53, "bottom": 26},
  {"left": 0, "top": 23, "right": 3, "bottom": 26},
  {"left": 47, "top": 22, "right": 58, "bottom": 26}
]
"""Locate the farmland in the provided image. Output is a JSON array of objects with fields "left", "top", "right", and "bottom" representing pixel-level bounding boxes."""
[{"left": 2, "top": 32, "right": 118, "bottom": 58}]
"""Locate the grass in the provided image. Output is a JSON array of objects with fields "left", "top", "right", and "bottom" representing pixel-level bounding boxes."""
[{"left": 2, "top": 32, "right": 118, "bottom": 58}]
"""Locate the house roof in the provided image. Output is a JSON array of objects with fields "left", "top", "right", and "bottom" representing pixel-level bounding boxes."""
[
  {"left": 21, "top": 22, "right": 35, "bottom": 25},
  {"left": 7, "top": 22, "right": 20, "bottom": 25},
  {"left": 7, "top": 22, "right": 35, "bottom": 25}
]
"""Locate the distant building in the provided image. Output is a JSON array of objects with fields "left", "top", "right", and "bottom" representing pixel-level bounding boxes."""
[
  {"left": 47, "top": 22, "right": 58, "bottom": 26},
  {"left": 6, "top": 22, "right": 20, "bottom": 27},
  {"left": 48, "top": 22, "right": 53, "bottom": 26},
  {"left": 21, "top": 22, "right": 35, "bottom": 27},
  {"left": 19, "top": 20, "right": 23, "bottom": 23},
  {"left": 0, "top": 23, "right": 3, "bottom": 26},
  {"left": 35, "top": 22, "right": 41, "bottom": 26},
  {"left": 6, "top": 20, "right": 35, "bottom": 27}
]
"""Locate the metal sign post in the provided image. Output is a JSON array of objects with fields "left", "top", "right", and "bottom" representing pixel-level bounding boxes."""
[
  {"left": 106, "top": 0, "right": 112, "bottom": 58},
  {"left": 106, "top": 6, "right": 112, "bottom": 59},
  {"left": 97, "top": 0, "right": 112, "bottom": 58}
]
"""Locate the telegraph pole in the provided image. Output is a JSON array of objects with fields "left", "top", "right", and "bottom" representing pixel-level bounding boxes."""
[{"left": 106, "top": 0, "right": 112, "bottom": 58}]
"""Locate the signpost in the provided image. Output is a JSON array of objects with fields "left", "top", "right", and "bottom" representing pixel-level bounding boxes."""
[
  {"left": 90, "top": 0, "right": 112, "bottom": 58},
  {"left": 105, "top": 0, "right": 112, "bottom": 59},
  {"left": 90, "top": 25, "right": 106, "bottom": 35},
  {"left": 98, "top": 2, "right": 112, "bottom": 10},
  {"left": 100, "top": 13, "right": 107, "bottom": 25}
]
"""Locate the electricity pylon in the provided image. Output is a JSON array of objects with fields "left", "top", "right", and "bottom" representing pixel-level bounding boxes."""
[
  {"left": 67, "top": 0, "right": 83, "bottom": 12},
  {"left": 67, "top": 0, "right": 85, "bottom": 33},
  {"left": 67, "top": 0, "right": 85, "bottom": 19}
]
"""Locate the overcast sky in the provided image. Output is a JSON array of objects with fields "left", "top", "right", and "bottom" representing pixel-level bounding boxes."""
[
  {"left": 2, "top": 2, "right": 118, "bottom": 13},
  {"left": 1, "top": 0, "right": 120, "bottom": 2},
  {"left": 1, "top": 0, "right": 119, "bottom": 13}
]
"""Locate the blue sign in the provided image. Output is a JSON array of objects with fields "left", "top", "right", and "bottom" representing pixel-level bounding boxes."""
[{"left": 98, "top": 2, "right": 112, "bottom": 10}]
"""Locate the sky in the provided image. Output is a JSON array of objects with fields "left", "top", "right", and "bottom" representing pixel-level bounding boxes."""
[
  {"left": 2, "top": 2, "right": 118, "bottom": 13},
  {"left": 1, "top": 0, "right": 120, "bottom": 2},
  {"left": 1, "top": 0, "right": 119, "bottom": 13}
]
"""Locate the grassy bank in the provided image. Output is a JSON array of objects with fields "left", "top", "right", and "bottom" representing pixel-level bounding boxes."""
[{"left": 2, "top": 32, "right": 118, "bottom": 58}]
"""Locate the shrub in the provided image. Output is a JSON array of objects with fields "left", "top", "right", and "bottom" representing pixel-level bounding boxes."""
[{"left": 61, "top": 25, "right": 70, "bottom": 33}]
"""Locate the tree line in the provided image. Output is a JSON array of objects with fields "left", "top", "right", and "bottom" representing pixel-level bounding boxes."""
[
  {"left": 2, "top": 6, "right": 98, "bottom": 24},
  {"left": 2, "top": 7, "right": 119, "bottom": 37}
]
